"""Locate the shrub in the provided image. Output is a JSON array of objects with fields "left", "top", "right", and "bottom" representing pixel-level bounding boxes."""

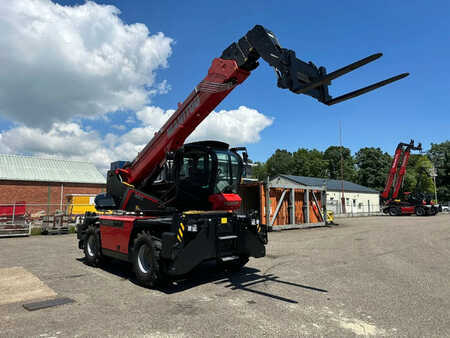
[{"left": 30, "top": 227, "right": 42, "bottom": 236}]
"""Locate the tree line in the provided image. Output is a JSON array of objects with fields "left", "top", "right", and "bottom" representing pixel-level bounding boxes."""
[{"left": 252, "top": 141, "right": 450, "bottom": 202}]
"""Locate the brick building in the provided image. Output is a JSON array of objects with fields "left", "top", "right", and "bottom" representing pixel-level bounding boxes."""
[{"left": 0, "top": 154, "right": 106, "bottom": 214}]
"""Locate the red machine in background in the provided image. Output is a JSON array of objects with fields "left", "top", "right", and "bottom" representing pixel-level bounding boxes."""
[
  {"left": 0, "top": 202, "right": 26, "bottom": 220},
  {"left": 77, "top": 25, "right": 408, "bottom": 287},
  {"left": 381, "top": 140, "right": 438, "bottom": 216}
]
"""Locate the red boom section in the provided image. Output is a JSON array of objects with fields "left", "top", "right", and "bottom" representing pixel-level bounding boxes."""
[
  {"left": 392, "top": 148, "right": 411, "bottom": 199},
  {"left": 381, "top": 140, "right": 421, "bottom": 201},
  {"left": 123, "top": 59, "right": 250, "bottom": 185},
  {"left": 381, "top": 146, "right": 403, "bottom": 199}
]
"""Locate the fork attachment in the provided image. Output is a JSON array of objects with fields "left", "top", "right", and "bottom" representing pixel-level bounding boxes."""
[{"left": 221, "top": 25, "right": 409, "bottom": 105}]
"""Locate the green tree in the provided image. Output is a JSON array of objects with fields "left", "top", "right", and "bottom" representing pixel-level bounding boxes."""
[
  {"left": 252, "top": 161, "right": 268, "bottom": 181},
  {"left": 428, "top": 141, "right": 450, "bottom": 202},
  {"left": 413, "top": 157, "right": 435, "bottom": 194},
  {"left": 402, "top": 154, "right": 434, "bottom": 195},
  {"left": 292, "top": 148, "right": 328, "bottom": 177},
  {"left": 354, "top": 147, "right": 392, "bottom": 191},
  {"left": 403, "top": 169, "right": 417, "bottom": 193},
  {"left": 323, "top": 146, "right": 356, "bottom": 181},
  {"left": 265, "top": 149, "right": 294, "bottom": 178},
  {"left": 402, "top": 154, "right": 421, "bottom": 192}
]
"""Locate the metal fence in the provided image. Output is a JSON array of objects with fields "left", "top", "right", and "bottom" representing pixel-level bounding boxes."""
[
  {"left": 0, "top": 203, "right": 98, "bottom": 237},
  {"left": 326, "top": 200, "right": 383, "bottom": 217}
]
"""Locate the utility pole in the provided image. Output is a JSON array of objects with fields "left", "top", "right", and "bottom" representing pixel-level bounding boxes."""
[
  {"left": 429, "top": 166, "right": 438, "bottom": 202},
  {"left": 339, "top": 121, "right": 346, "bottom": 213}
]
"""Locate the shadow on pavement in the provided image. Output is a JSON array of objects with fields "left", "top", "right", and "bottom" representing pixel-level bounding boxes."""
[{"left": 77, "top": 257, "right": 327, "bottom": 304}]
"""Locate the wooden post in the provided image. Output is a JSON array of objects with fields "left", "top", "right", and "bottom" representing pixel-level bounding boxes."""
[
  {"left": 290, "top": 189, "right": 295, "bottom": 226},
  {"left": 271, "top": 189, "right": 288, "bottom": 226},
  {"left": 312, "top": 191, "right": 324, "bottom": 222},
  {"left": 305, "top": 189, "right": 310, "bottom": 224},
  {"left": 265, "top": 177, "right": 271, "bottom": 227}
]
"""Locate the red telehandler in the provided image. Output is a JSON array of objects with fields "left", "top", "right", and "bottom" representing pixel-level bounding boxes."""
[
  {"left": 381, "top": 140, "right": 439, "bottom": 216},
  {"left": 77, "top": 25, "right": 408, "bottom": 287}
]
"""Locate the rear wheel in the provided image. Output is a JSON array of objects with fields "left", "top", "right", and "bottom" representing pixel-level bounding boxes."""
[
  {"left": 132, "top": 231, "right": 162, "bottom": 288},
  {"left": 389, "top": 207, "right": 400, "bottom": 216},
  {"left": 84, "top": 225, "right": 102, "bottom": 266},
  {"left": 415, "top": 207, "right": 425, "bottom": 216}
]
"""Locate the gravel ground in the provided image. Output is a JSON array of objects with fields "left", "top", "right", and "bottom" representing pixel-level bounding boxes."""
[{"left": 0, "top": 214, "right": 449, "bottom": 337}]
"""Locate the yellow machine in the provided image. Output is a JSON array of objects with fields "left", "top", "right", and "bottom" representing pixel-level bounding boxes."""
[
  {"left": 326, "top": 210, "right": 335, "bottom": 224},
  {"left": 66, "top": 194, "right": 98, "bottom": 215}
]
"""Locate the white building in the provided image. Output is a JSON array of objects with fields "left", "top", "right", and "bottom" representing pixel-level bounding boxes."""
[{"left": 274, "top": 175, "right": 380, "bottom": 215}]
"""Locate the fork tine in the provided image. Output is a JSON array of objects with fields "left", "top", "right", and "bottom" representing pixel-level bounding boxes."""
[
  {"left": 294, "top": 53, "right": 383, "bottom": 94},
  {"left": 324, "top": 73, "right": 409, "bottom": 106}
]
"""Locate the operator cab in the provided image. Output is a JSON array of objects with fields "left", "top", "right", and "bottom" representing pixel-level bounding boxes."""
[{"left": 174, "top": 141, "right": 244, "bottom": 211}]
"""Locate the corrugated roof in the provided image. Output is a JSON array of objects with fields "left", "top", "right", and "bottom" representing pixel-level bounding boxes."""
[
  {"left": 0, "top": 154, "right": 106, "bottom": 184},
  {"left": 279, "top": 174, "right": 378, "bottom": 193}
]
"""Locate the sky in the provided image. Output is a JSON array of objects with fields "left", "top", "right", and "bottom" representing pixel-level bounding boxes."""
[{"left": 0, "top": 0, "right": 449, "bottom": 172}]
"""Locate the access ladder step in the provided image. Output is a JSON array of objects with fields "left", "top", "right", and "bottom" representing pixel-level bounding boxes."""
[
  {"left": 219, "top": 255, "right": 239, "bottom": 262},
  {"left": 218, "top": 235, "right": 238, "bottom": 240}
]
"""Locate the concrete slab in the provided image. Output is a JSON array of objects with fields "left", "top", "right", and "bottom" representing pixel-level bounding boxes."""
[
  {"left": 23, "top": 297, "right": 74, "bottom": 311},
  {"left": 0, "top": 266, "right": 57, "bottom": 305}
]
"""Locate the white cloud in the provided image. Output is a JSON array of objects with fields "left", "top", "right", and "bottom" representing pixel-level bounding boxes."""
[
  {"left": 188, "top": 106, "right": 273, "bottom": 145},
  {"left": 112, "top": 124, "right": 126, "bottom": 131},
  {"left": 0, "top": 106, "right": 273, "bottom": 172},
  {"left": 0, "top": 2, "right": 274, "bottom": 174},
  {"left": 136, "top": 106, "right": 174, "bottom": 128},
  {"left": 0, "top": 0, "right": 173, "bottom": 129},
  {"left": 0, "top": 122, "right": 123, "bottom": 171},
  {"left": 131, "top": 105, "right": 273, "bottom": 146}
]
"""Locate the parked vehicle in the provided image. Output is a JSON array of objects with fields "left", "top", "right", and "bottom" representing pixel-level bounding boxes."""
[
  {"left": 381, "top": 140, "right": 438, "bottom": 216},
  {"left": 77, "top": 25, "right": 408, "bottom": 287}
]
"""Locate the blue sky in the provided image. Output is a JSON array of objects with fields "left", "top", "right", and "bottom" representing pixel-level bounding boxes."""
[{"left": 0, "top": 0, "right": 449, "bottom": 169}]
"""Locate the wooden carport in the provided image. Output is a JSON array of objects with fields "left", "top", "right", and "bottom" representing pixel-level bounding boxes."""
[{"left": 239, "top": 176, "right": 327, "bottom": 231}]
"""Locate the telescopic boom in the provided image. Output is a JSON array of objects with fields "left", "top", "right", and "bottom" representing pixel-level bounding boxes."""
[
  {"left": 381, "top": 140, "right": 422, "bottom": 200},
  {"left": 118, "top": 25, "right": 408, "bottom": 191}
]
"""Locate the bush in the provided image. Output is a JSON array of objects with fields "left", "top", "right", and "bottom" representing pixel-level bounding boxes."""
[
  {"left": 30, "top": 227, "right": 42, "bottom": 236},
  {"left": 68, "top": 226, "right": 76, "bottom": 234}
]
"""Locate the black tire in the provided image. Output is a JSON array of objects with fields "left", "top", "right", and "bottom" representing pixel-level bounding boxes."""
[
  {"left": 389, "top": 207, "right": 400, "bottom": 216},
  {"left": 83, "top": 225, "right": 102, "bottom": 266},
  {"left": 219, "top": 255, "right": 249, "bottom": 272},
  {"left": 132, "top": 231, "right": 162, "bottom": 288},
  {"left": 415, "top": 207, "right": 425, "bottom": 216}
]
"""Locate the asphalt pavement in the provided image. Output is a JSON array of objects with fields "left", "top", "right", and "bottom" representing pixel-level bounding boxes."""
[{"left": 0, "top": 214, "right": 449, "bottom": 337}]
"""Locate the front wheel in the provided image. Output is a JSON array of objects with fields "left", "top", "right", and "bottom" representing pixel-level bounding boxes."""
[
  {"left": 415, "top": 207, "right": 425, "bottom": 216},
  {"left": 84, "top": 226, "right": 102, "bottom": 266},
  {"left": 132, "top": 231, "right": 162, "bottom": 288}
]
